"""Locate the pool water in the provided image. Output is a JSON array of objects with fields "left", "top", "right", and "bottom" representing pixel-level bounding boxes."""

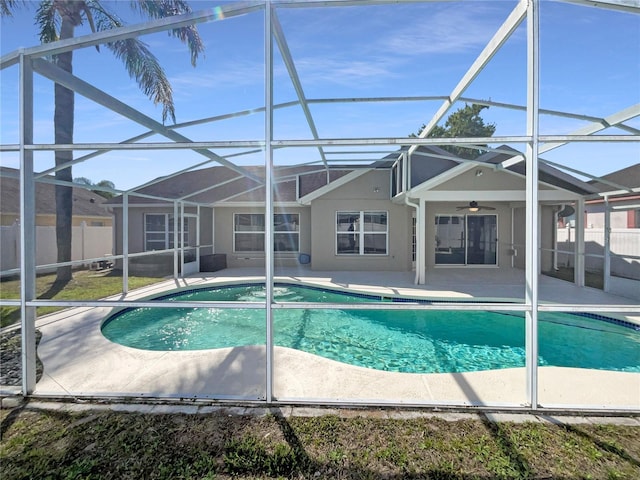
[{"left": 101, "top": 284, "right": 640, "bottom": 374}]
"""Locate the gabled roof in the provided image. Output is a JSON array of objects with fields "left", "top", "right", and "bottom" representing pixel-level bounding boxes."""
[
  {"left": 105, "top": 164, "right": 362, "bottom": 206},
  {"left": 407, "top": 145, "right": 598, "bottom": 196},
  {"left": 408, "top": 145, "right": 466, "bottom": 189},
  {"left": 104, "top": 144, "right": 598, "bottom": 207},
  {"left": 0, "top": 167, "right": 111, "bottom": 217},
  {"left": 474, "top": 146, "right": 599, "bottom": 195},
  {"left": 588, "top": 163, "right": 640, "bottom": 193}
]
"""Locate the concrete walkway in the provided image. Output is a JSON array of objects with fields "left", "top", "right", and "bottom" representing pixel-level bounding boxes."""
[{"left": 29, "top": 268, "right": 640, "bottom": 410}]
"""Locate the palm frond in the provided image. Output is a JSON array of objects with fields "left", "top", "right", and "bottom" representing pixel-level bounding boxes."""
[
  {"left": 35, "top": 0, "right": 59, "bottom": 43},
  {"left": 87, "top": 2, "right": 175, "bottom": 123},
  {"left": 0, "top": 0, "right": 24, "bottom": 17},
  {"left": 85, "top": 0, "right": 123, "bottom": 30},
  {"left": 132, "top": 0, "right": 204, "bottom": 66},
  {"left": 106, "top": 37, "right": 175, "bottom": 123}
]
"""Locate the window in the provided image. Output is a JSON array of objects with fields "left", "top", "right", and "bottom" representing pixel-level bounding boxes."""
[
  {"left": 274, "top": 213, "right": 300, "bottom": 252},
  {"left": 144, "top": 214, "right": 188, "bottom": 251},
  {"left": 233, "top": 213, "right": 299, "bottom": 252},
  {"left": 435, "top": 214, "right": 497, "bottom": 265},
  {"left": 336, "top": 211, "right": 388, "bottom": 255}
]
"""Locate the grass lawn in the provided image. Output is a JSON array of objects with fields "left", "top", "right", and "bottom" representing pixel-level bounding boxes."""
[
  {"left": 1, "top": 407, "right": 639, "bottom": 479},
  {"left": 0, "top": 270, "right": 162, "bottom": 328}
]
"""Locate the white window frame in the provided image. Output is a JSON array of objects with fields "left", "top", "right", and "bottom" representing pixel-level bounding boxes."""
[
  {"left": 336, "top": 210, "right": 388, "bottom": 256},
  {"left": 233, "top": 213, "right": 300, "bottom": 253},
  {"left": 144, "top": 213, "right": 188, "bottom": 251}
]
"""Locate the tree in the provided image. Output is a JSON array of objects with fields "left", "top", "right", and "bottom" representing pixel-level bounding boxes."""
[
  {"left": 412, "top": 103, "right": 496, "bottom": 160},
  {"left": 1, "top": 0, "right": 204, "bottom": 283},
  {"left": 73, "top": 177, "right": 116, "bottom": 199}
]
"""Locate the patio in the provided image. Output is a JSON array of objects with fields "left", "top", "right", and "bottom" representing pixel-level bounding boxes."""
[{"left": 31, "top": 268, "right": 640, "bottom": 410}]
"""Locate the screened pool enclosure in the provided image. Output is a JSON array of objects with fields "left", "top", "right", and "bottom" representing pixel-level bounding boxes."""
[{"left": 1, "top": 0, "right": 639, "bottom": 411}]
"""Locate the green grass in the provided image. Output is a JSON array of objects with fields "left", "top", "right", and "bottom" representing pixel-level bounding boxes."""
[
  {"left": 0, "top": 270, "right": 162, "bottom": 328},
  {"left": 1, "top": 408, "right": 638, "bottom": 479}
]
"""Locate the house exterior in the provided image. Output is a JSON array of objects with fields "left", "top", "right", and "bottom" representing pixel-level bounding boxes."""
[
  {"left": 0, "top": 167, "right": 113, "bottom": 275},
  {"left": 106, "top": 146, "right": 598, "bottom": 281},
  {"left": 585, "top": 163, "right": 640, "bottom": 229},
  {"left": 578, "top": 163, "right": 639, "bottom": 296},
  {"left": 0, "top": 166, "right": 113, "bottom": 227}
]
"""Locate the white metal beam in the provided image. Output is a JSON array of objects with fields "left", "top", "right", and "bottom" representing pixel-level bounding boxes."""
[
  {"left": 556, "top": 0, "right": 640, "bottom": 14},
  {"left": 540, "top": 104, "right": 640, "bottom": 153},
  {"left": 265, "top": 2, "right": 275, "bottom": 404},
  {"left": 539, "top": 158, "right": 634, "bottom": 193},
  {"left": 1, "top": 1, "right": 265, "bottom": 68},
  {"left": 32, "top": 58, "right": 263, "bottom": 184},
  {"left": 525, "top": 0, "right": 540, "bottom": 410},
  {"left": 19, "top": 54, "right": 37, "bottom": 395},
  {"left": 408, "top": 0, "right": 528, "bottom": 155},
  {"left": 271, "top": 9, "right": 329, "bottom": 171},
  {"left": 603, "top": 198, "right": 611, "bottom": 292},
  {"left": 499, "top": 104, "right": 640, "bottom": 170},
  {"left": 35, "top": 102, "right": 297, "bottom": 180},
  {"left": 274, "top": 0, "right": 460, "bottom": 8}
]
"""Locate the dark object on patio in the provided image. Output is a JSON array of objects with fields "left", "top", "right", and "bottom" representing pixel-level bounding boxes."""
[
  {"left": 200, "top": 254, "right": 227, "bottom": 272},
  {"left": 299, "top": 253, "right": 311, "bottom": 264}
]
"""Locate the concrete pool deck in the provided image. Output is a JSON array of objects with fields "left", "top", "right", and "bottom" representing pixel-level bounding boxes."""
[{"left": 30, "top": 268, "right": 640, "bottom": 409}]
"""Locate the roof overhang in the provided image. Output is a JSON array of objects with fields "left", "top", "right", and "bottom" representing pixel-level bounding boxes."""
[{"left": 298, "top": 168, "right": 373, "bottom": 205}]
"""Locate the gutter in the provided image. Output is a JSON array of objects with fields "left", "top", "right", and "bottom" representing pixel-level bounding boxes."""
[{"left": 404, "top": 195, "right": 420, "bottom": 285}]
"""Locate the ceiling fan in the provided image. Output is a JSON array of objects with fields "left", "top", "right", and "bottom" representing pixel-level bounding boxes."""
[{"left": 456, "top": 201, "right": 496, "bottom": 212}]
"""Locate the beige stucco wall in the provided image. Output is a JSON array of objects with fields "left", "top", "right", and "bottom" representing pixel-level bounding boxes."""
[
  {"left": 1, "top": 213, "right": 112, "bottom": 227},
  {"left": 425, "top": 167, "right": 562, "bottom": 273},
  {"left": 424, "top": 202, "right": 515, "bottom": 270},
  {"left": 513, "top": 207, "right": 526, "bottom": 269},
  {"left": 432, "top": 166, "right": 555, "bottom": 192},
  {"left": 309, "top": 170, "right": 412, "bottom": 271},
  {"left": 507, "top": 205, "right": 556, "bottom": 272},
  {"left": 214, "top": 206, "right": 311, "bottom": 269}
]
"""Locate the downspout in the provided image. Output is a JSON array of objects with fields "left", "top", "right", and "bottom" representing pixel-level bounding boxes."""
[
  {"left": 575, "top": 197, "right": 585, "bottom": 287},
  {"left": 196, "top": 205, "right": 201, "bottom": 273},
  {"left": 553, "top": 205, "right": 562, "bottom": 271},
  {"left": 404, "top": 195, "right": 420, "bottom": 285},
  {"left": 511, "top": 206, "right": 515, "bottom": 268},
  {"left": 173, "top": 201, "right": 179, "bottom": 280},
  {"left": 180, "top": 202, "right": 185, "bottom": 276},
  {"left": 603, "top": 196, "right": 611, "bottom": 293}
]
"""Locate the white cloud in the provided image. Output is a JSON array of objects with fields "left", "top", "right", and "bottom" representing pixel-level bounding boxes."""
[
  {"left": 291, "top": 56, "right": 400, "bottom": 87},
  {"left": 382, "top": 6, "right": 507, "bottom": 56},
  {"left": 170, "top": 59, "right": 265, "bottom": 91}
]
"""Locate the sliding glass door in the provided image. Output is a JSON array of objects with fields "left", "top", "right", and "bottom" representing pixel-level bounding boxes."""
[{"left": 435, "top": 215, "right": 497, "bottom": 265}]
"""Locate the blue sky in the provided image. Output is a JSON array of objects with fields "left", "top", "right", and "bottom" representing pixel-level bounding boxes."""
[{"left": 1, "top": 0, "right": 639, "bottom": 191}]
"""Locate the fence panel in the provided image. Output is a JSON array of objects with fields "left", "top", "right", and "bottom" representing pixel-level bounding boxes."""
[
  {"left": 556, "top": 228, "right": 640, "bottom": 280},
  {"left": 0, "top": 224, "right": 112, "bottom": 275}
]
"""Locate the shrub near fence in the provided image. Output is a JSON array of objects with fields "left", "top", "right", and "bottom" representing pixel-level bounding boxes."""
[{"left": 0, "top": 222, "right": 112, "bottom": 276}]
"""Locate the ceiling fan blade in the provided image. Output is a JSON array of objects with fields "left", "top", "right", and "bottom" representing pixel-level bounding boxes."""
[{"left": 480, "top": 206, "right": 496, "bottom": 211}]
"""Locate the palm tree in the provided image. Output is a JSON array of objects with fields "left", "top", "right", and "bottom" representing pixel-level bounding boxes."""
[{"left": 1, "top": 0, "right": 204, "bottom": 282}]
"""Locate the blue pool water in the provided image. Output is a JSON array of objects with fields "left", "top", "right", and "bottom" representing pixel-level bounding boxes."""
[{"left": 101, "top": 284, "right": 640, "bottom": 374}]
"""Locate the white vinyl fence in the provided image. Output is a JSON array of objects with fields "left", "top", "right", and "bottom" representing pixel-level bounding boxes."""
[
  {"left": 0, "top": 222, "right": 112, "bottom": 276},
  {"left": 556, "top": 227, "right": 640, "bottom": 281}
]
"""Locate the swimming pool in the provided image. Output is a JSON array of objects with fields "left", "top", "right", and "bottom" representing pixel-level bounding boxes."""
[{"left": 101, "top": 283, "right": 640, "bottom": 374}]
